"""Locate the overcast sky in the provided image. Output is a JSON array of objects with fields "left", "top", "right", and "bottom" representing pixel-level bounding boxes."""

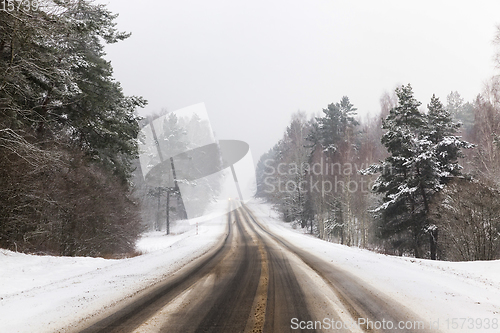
[{"left": 98, "top": 0, "right": 500, "bottom": 162}]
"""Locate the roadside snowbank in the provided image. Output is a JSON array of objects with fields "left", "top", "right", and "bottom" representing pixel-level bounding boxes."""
[
  {"left": 247, "top": 199, "right": 500, "bottom": 332},
  {"left": 0, "top": 214, "right": 227, "bottom": 333},
  {"left": 2, "top": 199, "right": 499, "bottom": 333}
]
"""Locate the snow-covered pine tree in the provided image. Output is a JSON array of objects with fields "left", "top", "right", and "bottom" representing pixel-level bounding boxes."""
[
  {"left": 446, "top": 91, "right": 474, "bottom": 135},
  {"left": 364, "top": 86, "right": 473, "bottom": 258},
  {"left": 425, "top": 95, "right": 474, "bottom": 258},
  {"left": 316, "top": 96, "right": 359, "bottom": 154},
  {"left": 426, "top": 95, "right": 473, "bottom": 182},
  {"left": 313, "top": 96, "right": 359, "bottom": 243},
  {"left": 363, "top": 84, "right": 430, "bottom": 257}
]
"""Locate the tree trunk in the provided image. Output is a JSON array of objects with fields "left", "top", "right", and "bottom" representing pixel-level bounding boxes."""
[
  {"left": 413, "top": 225, "right": 422, "bottom": 258},
  {"left": 430, "top": 228, "right": 438, "bottom": 260}
]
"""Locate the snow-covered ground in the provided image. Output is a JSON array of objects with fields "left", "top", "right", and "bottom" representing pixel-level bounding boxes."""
[
  {"left": 247, "top": 199, "right": 500, "bottom": 332},
  {"left": 0, "top": 214, "right": 227, "bottom": 333},
  {"left": 2, "top": 199, "right": 500, "bottom": 332}
]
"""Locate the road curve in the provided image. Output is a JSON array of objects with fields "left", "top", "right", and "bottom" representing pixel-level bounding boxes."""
[{"left": 75, "top": 203, "right": 429, "bottom": 333}]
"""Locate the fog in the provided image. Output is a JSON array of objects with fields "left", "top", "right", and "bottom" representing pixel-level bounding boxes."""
[{"left": 99, "top": 0, "right": 500, "bottom": 161}]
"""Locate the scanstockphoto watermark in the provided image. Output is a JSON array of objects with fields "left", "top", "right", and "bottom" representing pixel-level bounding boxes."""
[
  {"left": 291, "top": 317, "right": 500, "bottom": 331},
  {"left": 262, "top": 158, "right": 390, "bottom": 196},
  {"left": 291, "top": 317, "right": 426, "bottom": 331}
]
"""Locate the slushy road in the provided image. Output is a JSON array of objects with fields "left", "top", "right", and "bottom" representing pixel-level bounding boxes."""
[{"left": 77, "top": 204, "right": 427, "bottom": 333}]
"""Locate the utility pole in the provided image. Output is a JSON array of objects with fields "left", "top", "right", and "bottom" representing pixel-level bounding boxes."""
[
  {"left": 166, "top": 190, "right": 170, "bottom": 235},
  {"left": 170, "top": 157, "right": 187, "bottom": 219},
  {"left": 156, "top": 187, "right": 161, "bottom": 231}
]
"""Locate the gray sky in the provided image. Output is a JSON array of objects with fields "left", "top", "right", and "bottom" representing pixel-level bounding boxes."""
[{"left": 99, "top": 0, "right": 500, "bottom": 162}]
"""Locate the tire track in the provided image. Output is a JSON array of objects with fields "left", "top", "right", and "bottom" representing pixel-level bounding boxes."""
[
  {"left": 242, "top": 204, "right": 430, "bottom": 333},
  {"left": 78, "top": 211, "right": 234, "bottom": 333}
]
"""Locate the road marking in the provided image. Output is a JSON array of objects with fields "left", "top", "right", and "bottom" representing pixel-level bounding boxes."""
[
  {"left": 242, "top": 205, "right": 366, "bottom": 333},
  {"left": 235, "top": 208, "right": 269, "bottom": 333},
  {"left": 244, "top": 241, "right": 269, "bottom": 333}
]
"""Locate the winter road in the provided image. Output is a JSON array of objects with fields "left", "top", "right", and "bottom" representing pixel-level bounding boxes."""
[{"left": 77, "top": 203, "right": 428, "bottom": 333}]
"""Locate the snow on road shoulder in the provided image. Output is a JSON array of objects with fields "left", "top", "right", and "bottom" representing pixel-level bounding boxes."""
[
  {"left": 0, "top": 214, "right": 227, "bottom": 333},
  {"left": 247, "top": 199, "right": 500, "bottom": 332},
  {"left": 135, "top": 219, "right": 199, "bottom": 254}
]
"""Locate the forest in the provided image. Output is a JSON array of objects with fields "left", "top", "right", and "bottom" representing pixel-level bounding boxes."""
[
  {"left": 2, "top": 1, "right": 499, "bottom": 261},
  {"left": 256, "top": 27, "right": 500, "bottom": 260},
  {"left": 0, "top": 1, "right": 146, "bottom": 256}
]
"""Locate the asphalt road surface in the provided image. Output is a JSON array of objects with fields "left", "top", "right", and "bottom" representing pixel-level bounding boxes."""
[{"left": 77, "top": 203, "right": 428, "bottom": 333}]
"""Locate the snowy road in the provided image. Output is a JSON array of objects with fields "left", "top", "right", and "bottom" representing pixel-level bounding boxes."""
[
  {"left": 2, "top": 200, "right": 499, "bottom": 332},
  {"left": 76, "top": 204, "right": 427, "bottom": 333}
]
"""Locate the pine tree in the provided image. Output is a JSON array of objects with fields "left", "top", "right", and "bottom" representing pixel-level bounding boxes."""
[
  {"left": 364, "top": 86, "right": 473, "bottom": 258},
  {"left": 369, "top": 84, "right": 430, "bottom": 257},
  {"left": 316, "top": 96, "right": 359, "bottom": 154},
  {"left": 313, "top": 96, "right": 359, "bottom": 242},
  {"left": 58, "top": 1, "right": 145, "bottom": 183},
  {"left": 446, "top": 91, "right": 474, "bottom": 137},
  {"left": 427, "top": 95, "right": 473, "bottom": 182},
  {"left": 159, "top": 113, "right": 188, "bottom": 157},
  {"left": 425, "top": 95, "right": 473, "bottom": 258}
]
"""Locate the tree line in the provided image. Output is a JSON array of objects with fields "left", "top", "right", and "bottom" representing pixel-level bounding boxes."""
[
  {"left": 0, "top": 1, "right": 145, "bottom": 256},
  {"left": 256, "top": 26, "right": 500, "bottom": 260},
  {"left": 131, "top": 110, "right": 222, "bottom": 233}
]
